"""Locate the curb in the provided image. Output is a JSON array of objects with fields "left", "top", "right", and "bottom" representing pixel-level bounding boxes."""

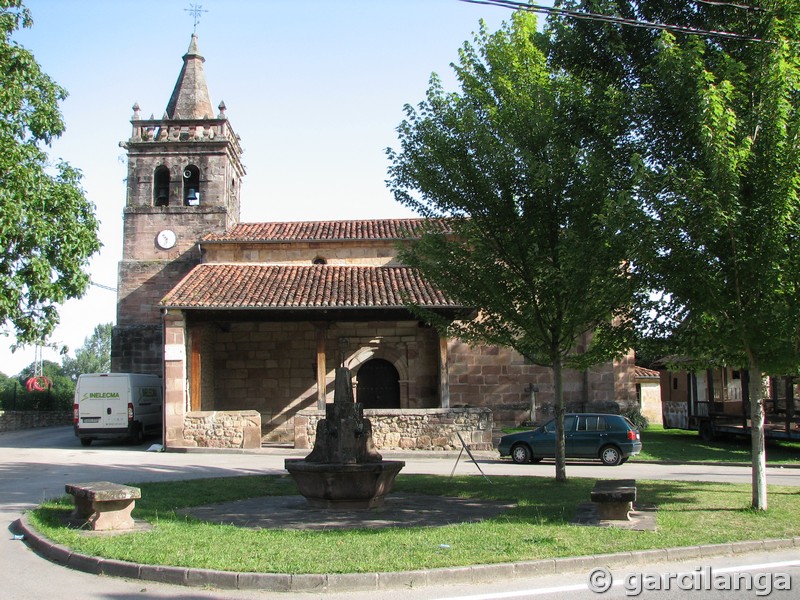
[{"left": 13, "top": 514, "right": 800, "bottom": 593}]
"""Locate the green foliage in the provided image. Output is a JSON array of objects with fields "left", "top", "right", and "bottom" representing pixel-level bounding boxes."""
[
  {"left": 549, "top": 0, "right": 800, "bottom": 509},
  {"left": 61, "top": 323, "right": 112, "bottom": 381},
  {"left": 0, "top": 0, "right": 100, "bottom": 346},
  {"left": 0, "top": 359, "right": 74, "bottom": 410},
  {"left": 551, "top": 1, "right": 800, "bottom": 374},
  {"left": 623, "top": 407, "right": 649, "bottom": 431},
  {"left": 387, "top": 11, "right": 647, "bottom": 481},
  {"left": 388, "top": 12, "right": 643, "bottom": 373}
]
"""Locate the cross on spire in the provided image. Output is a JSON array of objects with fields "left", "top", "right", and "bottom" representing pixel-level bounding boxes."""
[{"left": 184, "top": 3, "right": 208, "bottom": 33}]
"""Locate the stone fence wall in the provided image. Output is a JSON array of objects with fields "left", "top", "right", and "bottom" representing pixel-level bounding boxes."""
[
  {"left": 0, "top": 410, "right": 72, "bottom": 433},
  {"left": 294, "top": 407, "right": 494, "bottom": 451},
  {"left": 182, "top": 410, "right": 262, "bottom": 449}
]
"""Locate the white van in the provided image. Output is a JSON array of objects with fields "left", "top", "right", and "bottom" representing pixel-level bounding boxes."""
[{"left": 73, "top": 373, "right": 163, "bottom": 446}]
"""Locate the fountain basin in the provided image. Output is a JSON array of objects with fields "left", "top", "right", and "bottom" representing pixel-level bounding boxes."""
[{"left": 284, "top": 459, "right": 405, "bottom": 509}]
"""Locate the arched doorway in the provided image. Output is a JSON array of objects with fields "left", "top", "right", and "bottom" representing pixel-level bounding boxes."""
[{"left": 357, "top": 359, "right": 400, "bottom": 409}]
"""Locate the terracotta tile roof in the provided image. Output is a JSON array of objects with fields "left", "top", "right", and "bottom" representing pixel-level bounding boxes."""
[
  {"left": 634, "top": 366, "right": 661, "bottom": 379},
  {"left": 201, "top": 219, "right": 444, "bottom": 243},
  {"left": 161, "top": 264, "right": 464, "bottom": 310}
]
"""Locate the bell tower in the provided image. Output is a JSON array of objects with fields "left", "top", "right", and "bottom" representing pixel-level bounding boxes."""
[{"left": 112, "top": 34, "right": 245, "bottom": 374}]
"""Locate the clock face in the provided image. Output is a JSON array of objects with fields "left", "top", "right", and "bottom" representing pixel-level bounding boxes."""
[{"left": 156, "top": 229, "right": 177, "bottom": 249}]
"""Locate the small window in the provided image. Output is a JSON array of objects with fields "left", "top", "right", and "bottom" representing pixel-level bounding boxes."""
[{"left": 312, "top": 257, "right": 327, "bottom": 265}]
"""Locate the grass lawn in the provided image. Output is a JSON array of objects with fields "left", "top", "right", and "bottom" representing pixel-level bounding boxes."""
[
  {"left": 634, "top": 425, "right": 800, "bottom": 464},
  {"left": 501, "top": 424, "right": 800, "bottom": 464},
  {"left": 29, "top": 474, "right": 800, "bottom": 575}
]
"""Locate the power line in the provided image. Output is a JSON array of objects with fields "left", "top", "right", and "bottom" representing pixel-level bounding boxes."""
[
  {"left": 91, "top": 280, "right": 117, "bottom": 292},
  {"left": 694, "top": 0, "right": 765, "bottom": 11},
  {"left": 458, "top": 0, "right": 767, "bottom": 43}
]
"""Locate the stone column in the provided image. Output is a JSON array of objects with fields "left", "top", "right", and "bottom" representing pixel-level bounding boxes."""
[{"left": 163, "top": 309, "right": 188, "bottom": 448}]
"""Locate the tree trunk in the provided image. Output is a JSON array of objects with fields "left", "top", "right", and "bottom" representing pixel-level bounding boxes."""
[
  {"left": 747, "top": 362, "right": 768, "bottom": 511},
  {"left": 553, "top": 357, "right": 567, "bottom": 482}
]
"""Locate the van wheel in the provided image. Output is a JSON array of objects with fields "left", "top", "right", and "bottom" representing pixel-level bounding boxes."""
[
  {"left": 80, "top": 438, "right": 92, "bottom": 447},
  {"left": 131, "top": 427, "right": 144, "bottom": 445}
]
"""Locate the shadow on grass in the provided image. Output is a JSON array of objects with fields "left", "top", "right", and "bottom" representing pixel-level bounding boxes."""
[
  {"left": 637, "top": 427, "right": 800, "bottom": 463},
  {"left": 34, "top": 474, "right": 786, "bottom": 533}
]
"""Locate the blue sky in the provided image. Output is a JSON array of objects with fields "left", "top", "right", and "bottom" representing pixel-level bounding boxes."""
[{"left": 3, "top": 0, "right": 551, "bottom": 375}]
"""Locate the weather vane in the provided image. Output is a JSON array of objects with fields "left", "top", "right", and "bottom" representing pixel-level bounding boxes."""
[{"left": 185, "top": 3, "right": 208, "bottom": 33}]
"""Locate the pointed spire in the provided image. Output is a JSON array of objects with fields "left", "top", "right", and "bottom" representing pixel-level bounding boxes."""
[{"left": 165, "top": 34, "right": 215, "bottom": 120}]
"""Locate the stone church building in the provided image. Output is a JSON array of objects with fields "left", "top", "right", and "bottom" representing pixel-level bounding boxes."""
[{"left": 111, "top": 35, "right": 641, "bottom": 451}]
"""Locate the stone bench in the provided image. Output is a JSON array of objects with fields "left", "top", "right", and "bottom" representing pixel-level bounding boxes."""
[
  {"left": 591, "top": 479, "right": 636, "bottom": 521},
  {"left": 65, "top": 482, "right": 141, "bottom": 531}
]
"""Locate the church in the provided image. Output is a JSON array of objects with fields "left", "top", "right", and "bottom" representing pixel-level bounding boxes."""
[{"left": 111, "top": 35, "right": 643, "bottom": 451}]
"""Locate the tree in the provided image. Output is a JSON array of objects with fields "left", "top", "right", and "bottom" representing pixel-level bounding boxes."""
[
  {"left": 0, "top": 0, "right": 100, "bottom": 347},
  {"left": 387, "top": 11, "right": 643, "bottom": 481},
  {"left": 61, "top": 323, "right": 112, "bottom": 381},
  {"left": 15, "top": 359, "right": 74, "bottom": 410},
  {"left": 549, "top": 0, "right": 800, "bottom": 509}
]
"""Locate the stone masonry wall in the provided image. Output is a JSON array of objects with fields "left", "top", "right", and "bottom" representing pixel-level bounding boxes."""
[
  {"left": 203, "top": 240, "right": 402, "bottom": 266},
  {"left": 447, "top": 340, "right": 639, "bottom": 429},
  {"left": 0, "top": 411, "right": 72, "bottom": 433},
  {"left": 111, "top": 324, "right": 164, "bottom": 375},
  {"left": 209, "top": 320, "right": 441, "bottom": 444},
  {"left": 182, "top": 410, "right": 261, "bottom": 449},
  {"left": 294, "top": 407, "right": 493, "bottom": 451}
]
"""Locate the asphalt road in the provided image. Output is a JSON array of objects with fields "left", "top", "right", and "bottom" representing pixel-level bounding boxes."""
[{"left": 1, "top": 426, "right": 798, "bottom": 599}]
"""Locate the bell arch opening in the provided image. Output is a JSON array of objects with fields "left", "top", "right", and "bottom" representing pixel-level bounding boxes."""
[
  {"left": 183, "top": 165, "right": 201, "bottom": 205},
  {"left": 153, "top": 165, "right": 170, "bottom": 206}
]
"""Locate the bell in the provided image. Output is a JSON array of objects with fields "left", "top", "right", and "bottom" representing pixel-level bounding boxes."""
[{"left": 186, "top": 188, "right": 199, "bottom": 206}]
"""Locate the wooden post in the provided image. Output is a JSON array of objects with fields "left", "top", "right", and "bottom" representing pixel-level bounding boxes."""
[
  {"left": 439, "top": 336, "right": 450, "bottom": 408},
  {"left": 315, "top": 324, "right": 328, "bottom": 409},
  {"left": 189, "top": 325, "right": 202, "bottom": 411}
]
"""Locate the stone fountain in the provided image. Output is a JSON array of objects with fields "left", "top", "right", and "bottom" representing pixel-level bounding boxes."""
[{"left": 284, "top": 367, "right": 405, "bottom": 509}]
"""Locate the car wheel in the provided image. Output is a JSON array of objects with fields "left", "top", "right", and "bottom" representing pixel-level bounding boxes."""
[
  {"left": 511, "top": 443, "right": 532, "bottom": 464},
  {"left": 600, "top": 445, "right": 622, "bottom": 466},
  {"left": 80, "top": 438, "right": 92, "bottom": 447}
]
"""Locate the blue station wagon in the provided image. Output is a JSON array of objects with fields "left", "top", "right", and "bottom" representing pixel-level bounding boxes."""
[{"left": 498, "top": 413, "right": 642, "bottom": 466}]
